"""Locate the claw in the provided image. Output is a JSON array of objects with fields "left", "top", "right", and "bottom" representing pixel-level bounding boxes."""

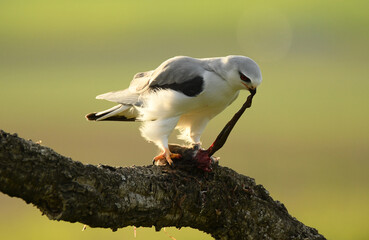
[
  {"left": 153, "top": 148, "right": 181, "bottom": 166},
  {"left": 170, "top": 153, "right": 181, "bottom": 159}
]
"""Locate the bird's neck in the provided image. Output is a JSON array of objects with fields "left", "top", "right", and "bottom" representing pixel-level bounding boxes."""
[{"left": 206, "top": 57, "right": 229, "bottom": 81}]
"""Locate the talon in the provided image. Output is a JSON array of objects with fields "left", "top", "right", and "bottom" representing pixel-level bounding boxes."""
[
  {"left": 166, "top": 156, "right": 174, "bottom": 166},
  {"left": 153, "top": 153, "right": 169, "bottom": 166},
  {"left": 153, "top": 148, "right": 181, "bottom": 166},
  {"left": 170, "top": 153, "right": 181, "bottom": 159},
  {"left": 191, "top": 143, "right": 201, "bottom": 151}
]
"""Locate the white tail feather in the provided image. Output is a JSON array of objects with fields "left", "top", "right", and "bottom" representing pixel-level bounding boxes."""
[
  {"left": 95, "top": 105, "right": 122, "bottom": 116},
  {"left": 96, "top": 104, "right": 130, "bottom": 121}
]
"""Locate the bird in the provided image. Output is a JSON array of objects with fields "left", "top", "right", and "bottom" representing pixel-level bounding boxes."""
[{"left": 86, "top": 55, "right": 262, "bottom": 166}]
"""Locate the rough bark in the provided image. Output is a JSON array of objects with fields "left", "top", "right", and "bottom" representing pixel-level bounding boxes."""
[{"left": 0, "top": 130, "right": 325, "bottom": 240}]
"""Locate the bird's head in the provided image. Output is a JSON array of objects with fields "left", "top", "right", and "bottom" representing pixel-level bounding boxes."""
[{"left": 222, "top": 55, "right": 262, "bottom": 92}]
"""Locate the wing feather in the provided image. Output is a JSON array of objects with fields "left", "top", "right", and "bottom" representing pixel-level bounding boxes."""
[
  {"left": 96, "top": 89, "right": 141, "bottom": 105},
  {"left": 149, "top": 56, "right": 211, "bottom": 87},
  {"left": 129, "top": 70, "right": 154, "bottom": 92},
  {"left": 95, "top": 57, "right": 215, "bottom": 105}
]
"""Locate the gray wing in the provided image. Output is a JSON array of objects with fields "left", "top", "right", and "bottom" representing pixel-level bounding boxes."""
[
  {"left": 97, "top": 70, "right": 154, "bottom": 104},
  {"left": 128, "top": 70, "right": 154, "bottom": 92},
  {"left": 99, "top": 56, "right": 214, "bottom": 103},
  {"left": 151, "top": 56, "right": 208, "bottom": 85},
  {"left": 139, "top": 56, "right": 213, "bottom": 97}
]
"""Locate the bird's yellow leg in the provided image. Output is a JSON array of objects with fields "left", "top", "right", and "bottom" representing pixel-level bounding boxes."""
[{"left": 153, "top": 148, "right": 181, "bottom": 166}]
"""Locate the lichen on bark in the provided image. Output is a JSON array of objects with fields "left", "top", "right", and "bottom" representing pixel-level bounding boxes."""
[{"left": 0, "top": 130, "right": 325, "bottom": 240}]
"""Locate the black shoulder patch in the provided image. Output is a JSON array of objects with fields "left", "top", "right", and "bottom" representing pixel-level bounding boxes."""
[{"left": 149, "top": 76, "right": 204, "bottom": 97}]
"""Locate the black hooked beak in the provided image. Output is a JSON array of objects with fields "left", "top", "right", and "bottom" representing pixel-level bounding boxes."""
[{"left": 249, "top": 87, "right": 256, "bottom": 96}]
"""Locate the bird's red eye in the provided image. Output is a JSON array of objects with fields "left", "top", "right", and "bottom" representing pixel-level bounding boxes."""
[{"left": 239, "top": 72, "right": 251, "bottom": 83}]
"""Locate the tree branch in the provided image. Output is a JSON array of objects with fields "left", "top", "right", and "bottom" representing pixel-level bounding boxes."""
[{"left": 0, "top": 130, "right": 325, "bottom": 240}]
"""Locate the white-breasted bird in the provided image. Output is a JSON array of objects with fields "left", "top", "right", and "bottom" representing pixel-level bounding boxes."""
[{"left": 86, "top": 55, "right": 262, "bottom": 165}]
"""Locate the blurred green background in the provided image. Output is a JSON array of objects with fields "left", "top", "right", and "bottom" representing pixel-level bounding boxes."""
[{"left": 1, "top": 0, "right": 368, "bottom": 239}]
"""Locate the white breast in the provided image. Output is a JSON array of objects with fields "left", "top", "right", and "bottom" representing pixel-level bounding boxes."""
[
  {"left": 199, "top": 71, "right": 239, "bottom": 109},
  {"left": 137, "top": 71, "right": 239, "bottom": 121}
]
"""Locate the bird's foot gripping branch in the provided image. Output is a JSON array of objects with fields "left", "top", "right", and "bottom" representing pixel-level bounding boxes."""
[{"left": 167, "top": 144, "right": 218, "bottom": 172}]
